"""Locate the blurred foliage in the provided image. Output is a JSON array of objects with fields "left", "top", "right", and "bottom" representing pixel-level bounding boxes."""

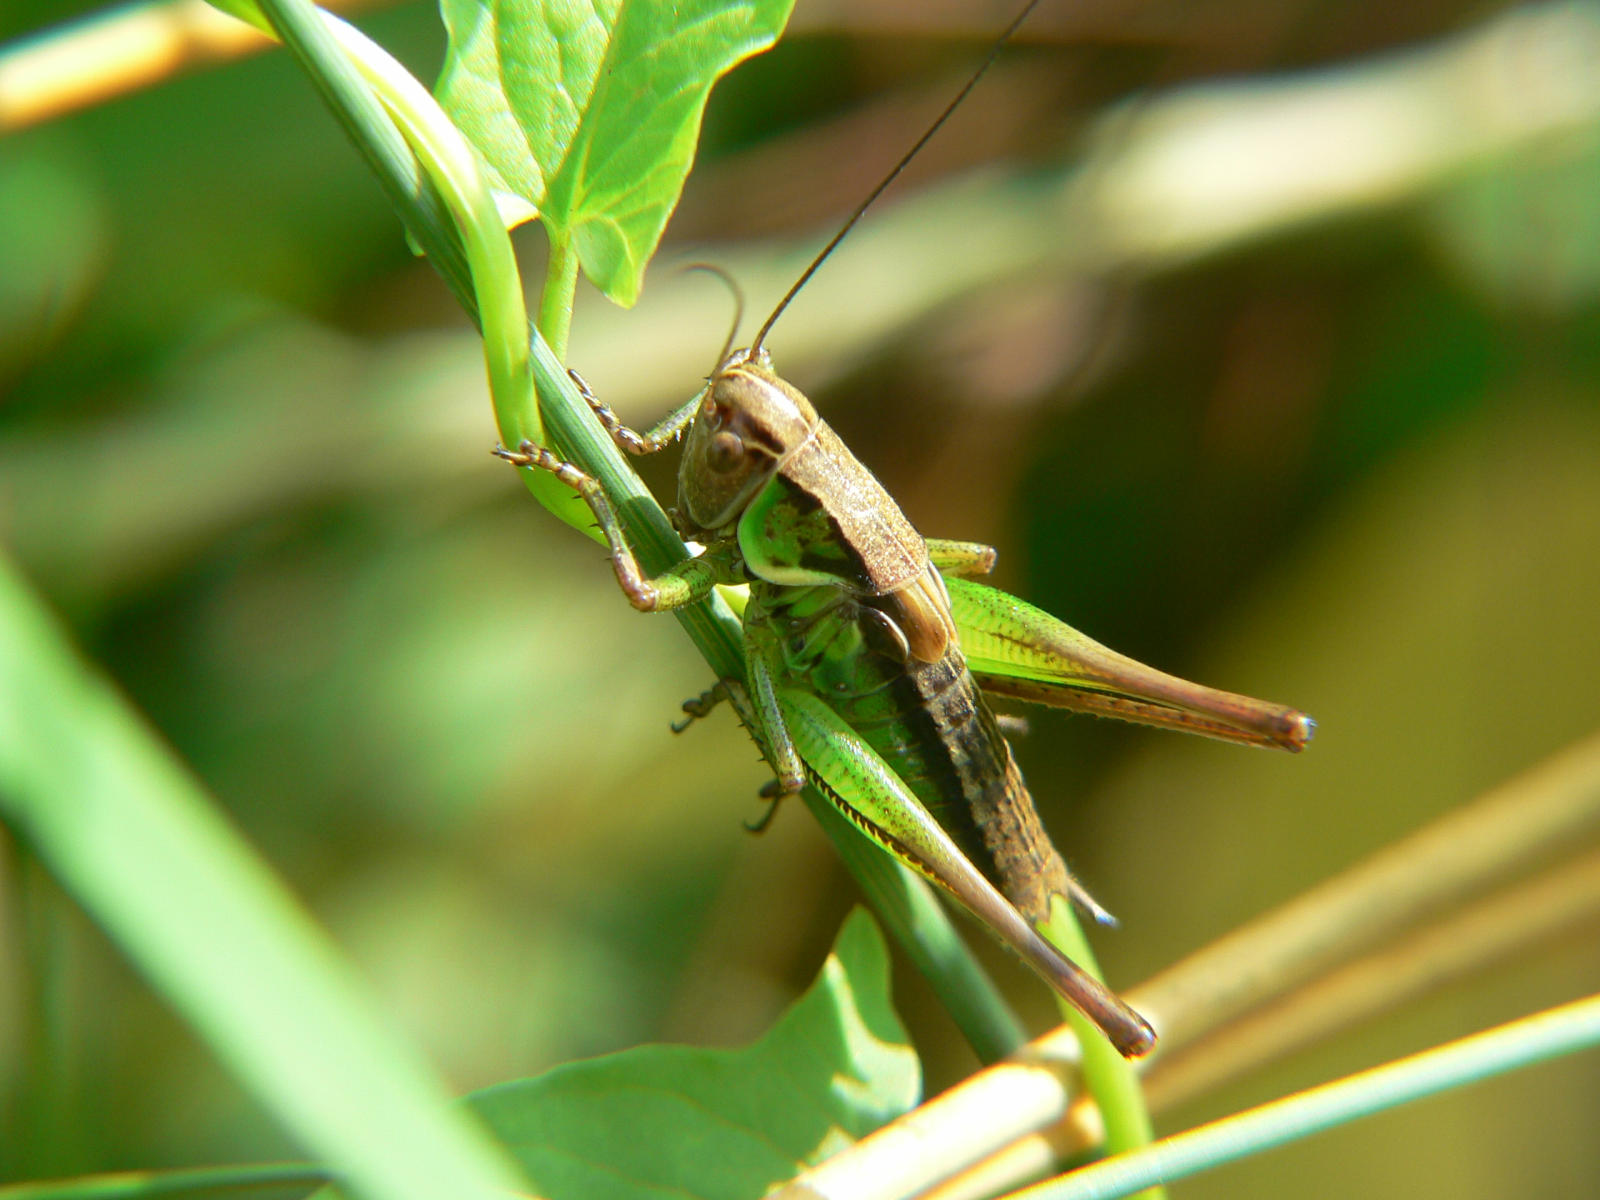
[
  {"left": 468, "top": 908, "right": 918, "bottom": 1200},
  {"left": 1, "top": 0, "right": 1597, "bottom": 1195}
]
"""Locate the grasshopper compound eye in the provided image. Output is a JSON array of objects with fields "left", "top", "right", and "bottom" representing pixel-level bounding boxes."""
[{"left": 706, "top": 430, "right": 746, "bottom": 474}]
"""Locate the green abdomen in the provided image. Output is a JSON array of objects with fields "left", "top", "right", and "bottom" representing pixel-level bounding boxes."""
[{"left": 759, "top": 582, "right": 1071, "bottom": 924}]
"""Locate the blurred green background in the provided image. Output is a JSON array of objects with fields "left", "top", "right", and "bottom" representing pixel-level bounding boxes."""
[{"left": 1, "top": 0, "right": 1597, "bottom": 1195}]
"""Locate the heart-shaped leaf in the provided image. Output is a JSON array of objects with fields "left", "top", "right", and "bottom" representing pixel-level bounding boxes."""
[
  {"left": 436, "top": 0, "right": 795, "bottom": 306},
  {"left": 467, "top": 908, "right": 919, "bottom": 1200}
]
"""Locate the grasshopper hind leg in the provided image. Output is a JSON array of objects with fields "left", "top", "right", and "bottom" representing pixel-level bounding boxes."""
[
  {"left": 1067, "top": 875, "right": 1119, "bottom": 928},
  {"left": 925, "top": 538, "right": 999, "bottom": 579}
]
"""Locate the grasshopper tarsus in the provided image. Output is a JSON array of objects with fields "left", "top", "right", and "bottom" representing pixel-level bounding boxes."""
[
  {"left": 746, "top": 774, "right": 801, "bottom": 834},
  {"left": 493, "top": 437, "right": 595, "bottom": 507},
  {"left": 672, "top": 682, "right": 730, "bottom": 732},
  {"left": 744, "top": 793, "right": 783, "bottom": 834},
  {"left": 494, "top": 439, "right": 663, "bottom": 611},
  {"left": 567, "top": 367, "right": 689, "bottom": 457},
  {"left": 493, "top": 438, "right": 578, "bottom": 484},
  {"left": 1068, "top": 879, "right": 1120, "bottom": 928}
]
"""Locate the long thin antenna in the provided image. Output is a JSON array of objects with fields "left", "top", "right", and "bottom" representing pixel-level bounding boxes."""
[
  {"left": 681, "top": 262, "right": 746, "bottom": 374},
  {"left": 747, "top": 0, "right": 1046, "bottom": 355}
]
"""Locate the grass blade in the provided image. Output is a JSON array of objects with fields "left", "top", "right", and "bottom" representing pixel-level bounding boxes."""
[
  {"left": 0, "top": 553, "right": 524, "bottom": 1200},
  {"left": 1013, "top": 994, "right": 1600, "bottom": 1200}
]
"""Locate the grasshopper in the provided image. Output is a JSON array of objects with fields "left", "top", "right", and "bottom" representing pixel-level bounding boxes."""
[{"left": 498, "top": 2, "right": 1312, "bottom": 1059}]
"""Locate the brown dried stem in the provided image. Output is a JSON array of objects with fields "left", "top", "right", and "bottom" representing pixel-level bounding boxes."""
[{"left": 773, "top": 730, "right": 1600, "bottom": 1200}]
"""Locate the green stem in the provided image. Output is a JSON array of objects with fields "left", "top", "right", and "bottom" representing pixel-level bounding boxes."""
[
  {"left": 1044, "top": 899, "right": 1164, "bottom": 1199},
  {"left": 319, "top": 14, "right": 611, "bottom": 539},
  {"left": 249, "top": 0, "right": 472, "bottom": 319},
  {"left": 1017, "top": 993, "right": 1600, "bottom": 1200},
  {"left": 539, "top": 234, "right": 581, "bottom": 361},
  {"left": 316, "top": 15, "right": 538, "bottom": 456},
  {"left": 0, "top": 1163, "right": 328, "bottom": 1200}
]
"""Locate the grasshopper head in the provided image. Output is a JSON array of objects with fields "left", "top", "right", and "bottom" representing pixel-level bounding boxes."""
[{"left": 676, "top": 350, "right": 821, "bottom": 535}]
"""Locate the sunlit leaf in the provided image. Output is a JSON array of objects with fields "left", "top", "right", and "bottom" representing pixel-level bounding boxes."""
[
  {"left": 435, "top": 0, "right": 795, "bottom": 305},
  {"left": 205, "top": 0, "right": 273, "bottom": 36},
  {"left": 468, "top": 908, "right": 919, "bottom": 1200}
]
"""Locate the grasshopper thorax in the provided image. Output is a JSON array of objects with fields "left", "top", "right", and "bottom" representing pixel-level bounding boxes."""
[{"left": 675, "top": 349, "right": 822, "bottom": 536}]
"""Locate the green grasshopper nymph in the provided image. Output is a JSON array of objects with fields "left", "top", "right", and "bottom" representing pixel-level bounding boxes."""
[{"left": 498, "top": 1, "right": 1313, "bottom": 1059}]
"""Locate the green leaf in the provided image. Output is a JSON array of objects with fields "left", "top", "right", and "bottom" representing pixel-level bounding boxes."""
[
  {"left": 435, "top": 0, "right": 796, "bottom": 306},
  {"left": 205, "top": 0, "right": 273, "bottom": 36},
  {"left": 467, "top": 908, "right": 919, "bottom": 1200}
]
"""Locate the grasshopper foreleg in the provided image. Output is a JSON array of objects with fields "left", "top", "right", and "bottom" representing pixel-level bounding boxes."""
[
  {"left": 567, "top": 368, "right": 703, "bottom": 457},
  {"left": 494, "top": 440, "right": 727, "bottom": 612}
]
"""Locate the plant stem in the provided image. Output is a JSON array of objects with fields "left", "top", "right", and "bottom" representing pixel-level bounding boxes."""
[
  {"left": 251, "top": 0, "right": 472, "bottom": 319},
  {"left": 539, "top": 234, "right": 581, "bottom": 361},
  {"left": 1043, "top": 902, "right": 1163, "bottom": 1200},
  {"left": 316, "top": 13, "right": 618, "bottom": 538},
  {"left": 0, "top": 1163, "right": 329, "bottom": 1200},
  {"left": 1144, "top": 845, "right": 1600, "bottom": 1112},
  {"left": 318, "top": 16, "right": 538, "bottom": 452},
  {"left": 1012, "top": 994, "right": 1600, "bottom": 1200},
  {"left": 1128, "top": 729, "right": 1600, "bottom": 1054}
]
